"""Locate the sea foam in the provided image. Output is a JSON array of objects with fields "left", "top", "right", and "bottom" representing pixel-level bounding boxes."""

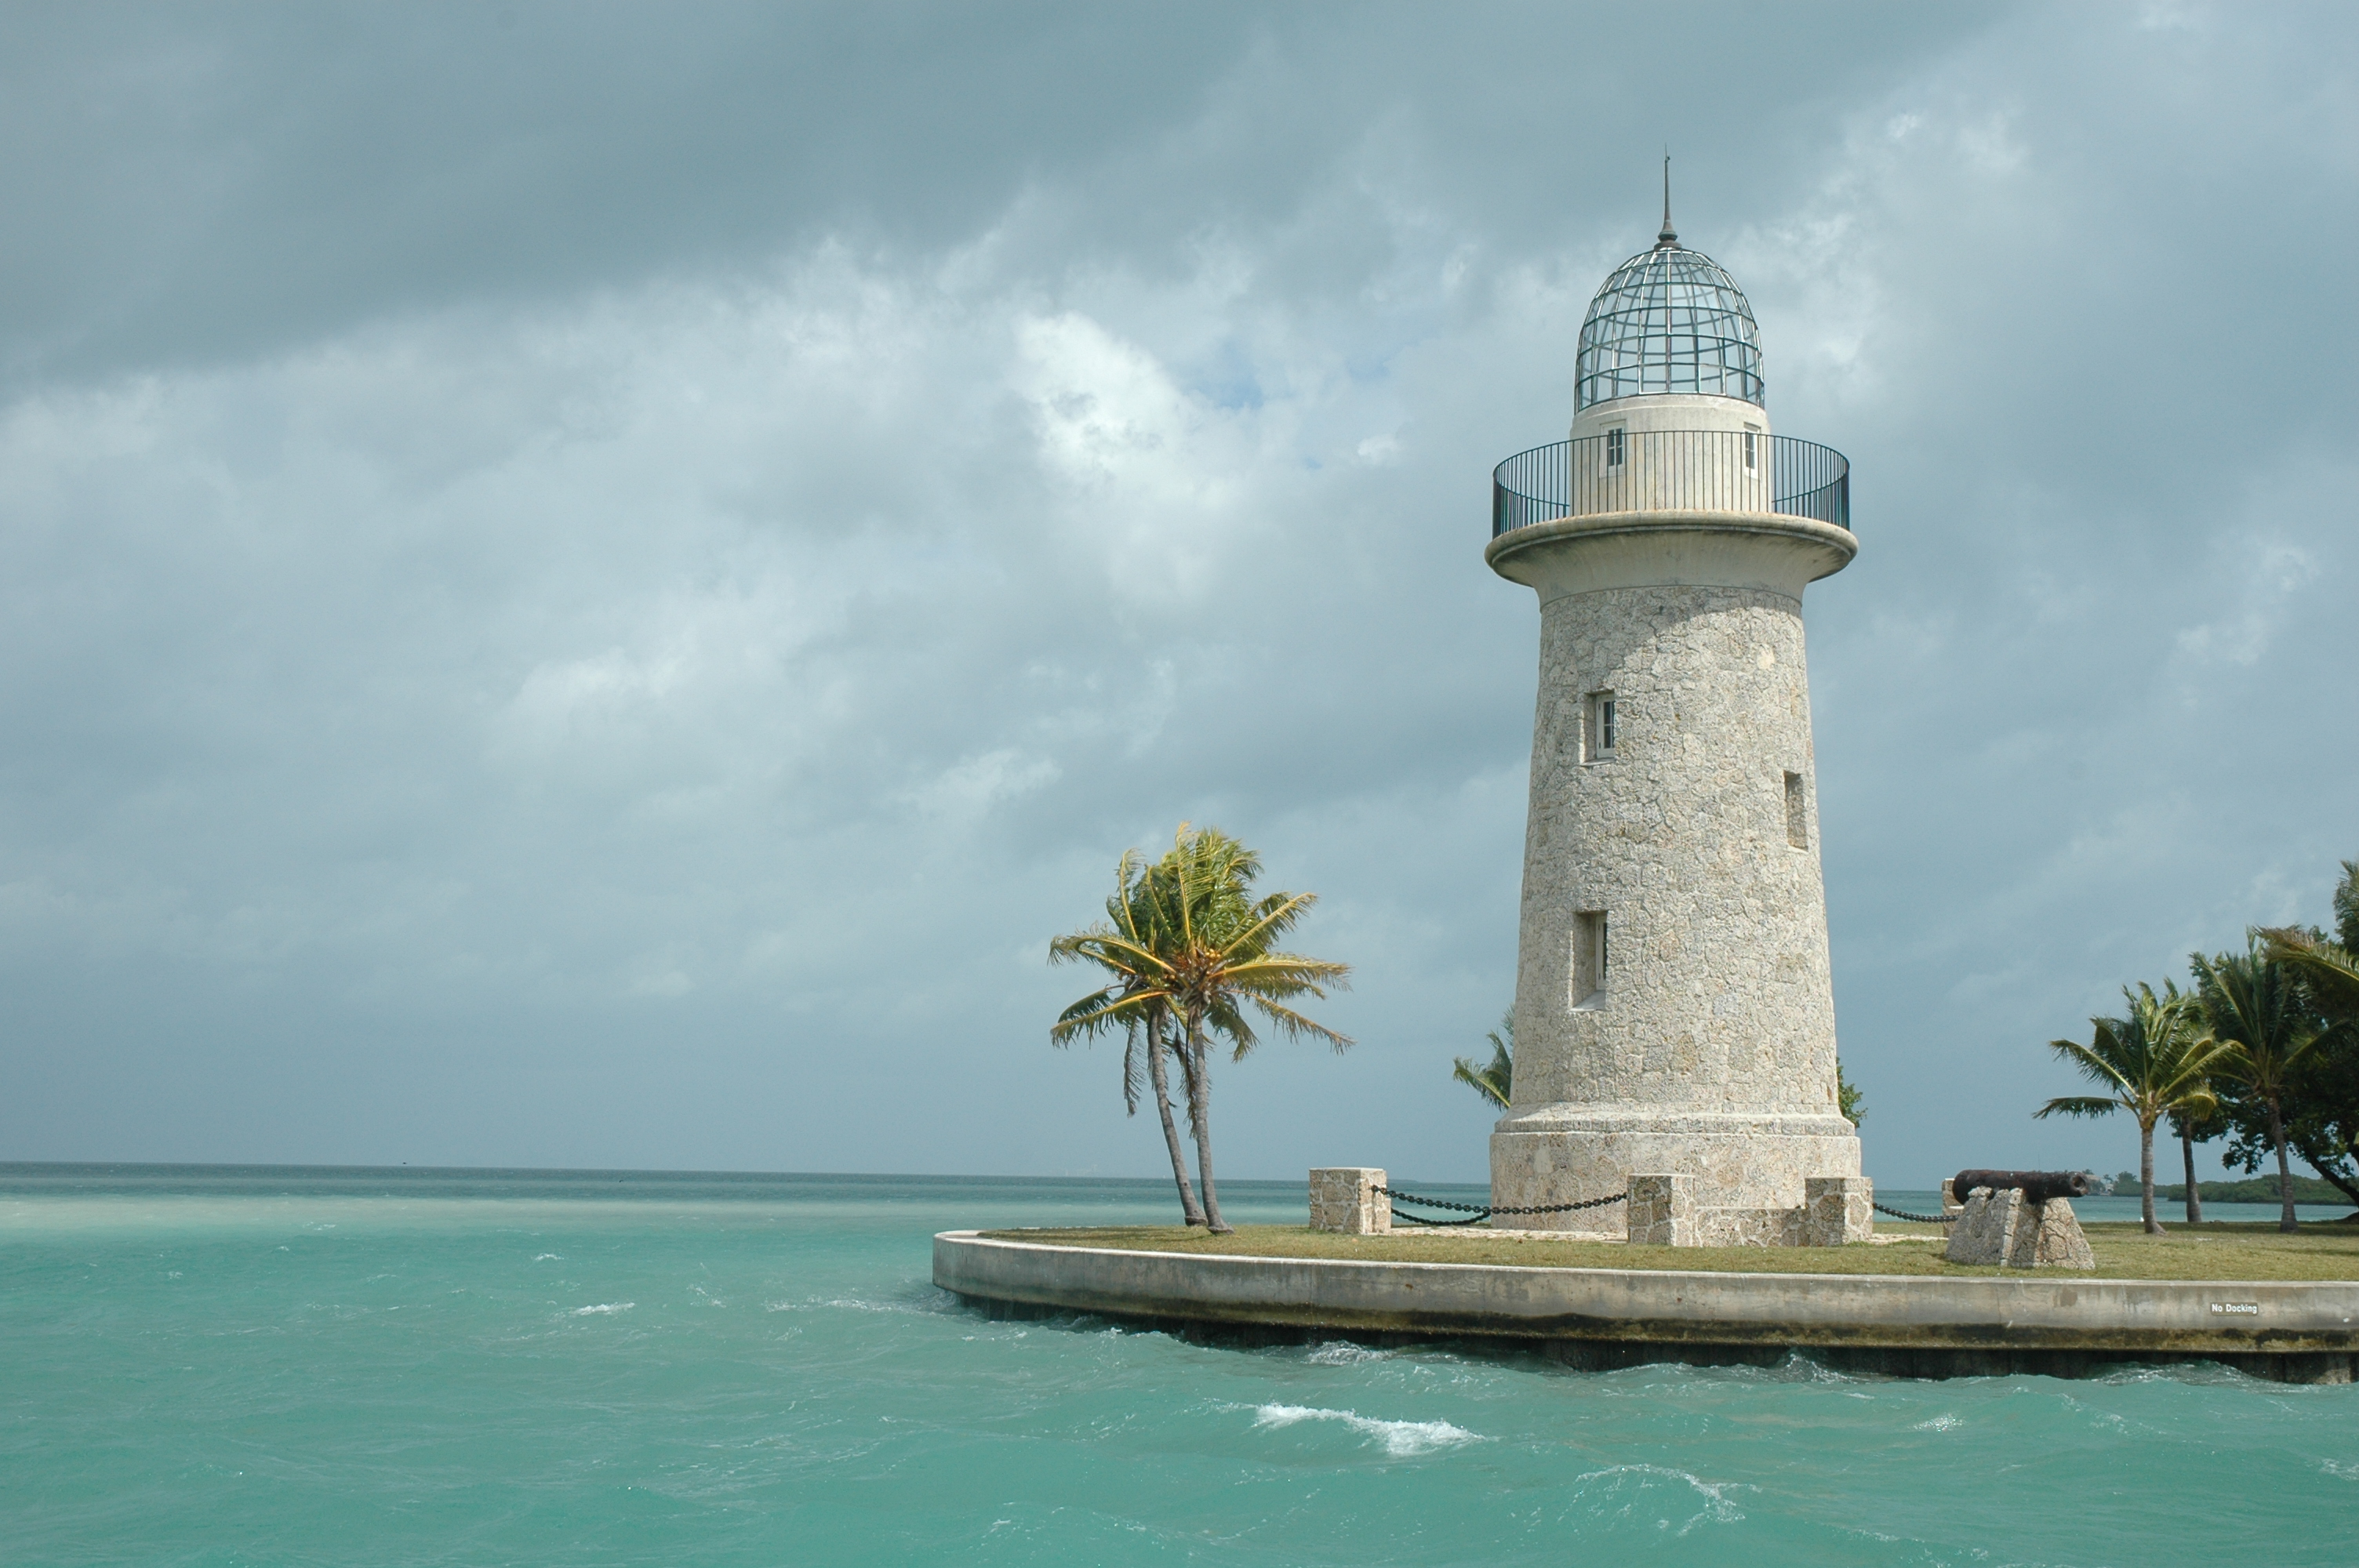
[
  {"left": 1252, "top": 1403, "right": 1481, "bottom": 1457},
  {"left": 1303, "top": 1341, "right": 1394, "bottom": 1365}
]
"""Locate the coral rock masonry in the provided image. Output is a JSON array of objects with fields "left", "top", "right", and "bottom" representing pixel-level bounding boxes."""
[
  {"left": 1483, "top": 207, "right": 1863, "bottom": 1243},
  {"left": 1308, "top": 1167, "right": 1390, "bottom": 1236},
  {"left": 1945, "top": 1189, "right": 2097, "bottom": 1270}
]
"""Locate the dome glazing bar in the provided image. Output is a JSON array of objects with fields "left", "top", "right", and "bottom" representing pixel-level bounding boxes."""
[{"left": 1574, "top": 247, "right": 1765, "bottom": 411}]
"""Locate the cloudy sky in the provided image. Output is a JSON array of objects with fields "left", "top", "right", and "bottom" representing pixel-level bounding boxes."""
[{"left": 2, "top": 2, "right": 2353, "bottom": 1189}]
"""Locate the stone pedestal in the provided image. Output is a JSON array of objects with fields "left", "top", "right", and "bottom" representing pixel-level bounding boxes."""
[
  {"left": 1627, "top": 1173, "right": 1694, "bottom": 1246},
  {"left": 1309, "top": 1167, "right": 1390, "bottom": 1235},
  {"left": 1945, "top": 1188, "right": 2095, "bottom": 1270},
  {"left": 1801, "top": 1176, "right": 1873, "bottom": 1247},
  {"left": 1625, "top": 1172, "right": 1870, "bottom": 1248},
  {"left": 1491, "top": 1112, "right": 1863, "bottom": 1237}
]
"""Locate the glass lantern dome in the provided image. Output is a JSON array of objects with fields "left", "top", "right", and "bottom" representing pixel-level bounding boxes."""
[{"left": 1573, "top": 234, "right": 1765, "bottom": 412}]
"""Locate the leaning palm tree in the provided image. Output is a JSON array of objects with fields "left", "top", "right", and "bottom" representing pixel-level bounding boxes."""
[
  {"left": 2194, "top": 938, "right": 2324, "bottom": 1232},
  {"left": 1049, "top": 848, "right": 1205, "bottom": 1226},
  {"left": 2036, "top": 982, "right": 2235, "bottom": 1233},
  {"left": 1452, "top": 1011, "right": 1513, "bottom": 1109},
  {"left": 1149, "top": 824, "right": 1352, "bottom": 1234}
]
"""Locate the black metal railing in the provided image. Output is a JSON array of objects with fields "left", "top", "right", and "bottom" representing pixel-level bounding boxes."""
[{"left": 1492, "top": 430, "right": 1850, "bottom": 538}]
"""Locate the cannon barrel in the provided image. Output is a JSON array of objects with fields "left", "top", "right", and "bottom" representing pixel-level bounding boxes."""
[{"left": 1950, "top": 1169, "right": 2092, "bottom": 1207}]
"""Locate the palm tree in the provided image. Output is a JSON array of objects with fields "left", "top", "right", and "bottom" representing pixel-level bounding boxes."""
[
  {"left": 2036, "top": 982, "right": 2235, "bottom": 1233},
  {"left": 2194, "top": 938, "right": 2324, "bottom": 1232},
  {"left": 2167, "top": 1098, "right": 2226, "bottom": 1224},
  {"left": 1149, "top": 824, "right": 1352, "bottom": 1234},
  {"left": 1049, "top": 848, "right": 1205, "bottom": 1226},
  {"left": 2257, "top": 919, "right": 2359, "bottom": 1209},
  {"left": 1452, "top": 1011, "right": 1513, "bottom": 1109}
]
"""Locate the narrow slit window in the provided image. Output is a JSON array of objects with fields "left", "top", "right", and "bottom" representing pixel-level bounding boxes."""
[
  {"left": 1572, "top": 911, "right": 1608, "bottom": 1008},
  {"left": 1743, "top": 426, "right": 1759, "bottom": 471},
  {"left": 1587, "top": 690, "right": 1617, "bottom": 760},
  {"left": 1783, "top": 771, "right": 1808, "bottom": 848},
  {"left": 1605, "top": 426, "right": 1626, "bottom": 468}
]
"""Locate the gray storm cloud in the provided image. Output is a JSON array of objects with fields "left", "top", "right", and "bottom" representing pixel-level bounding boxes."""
[{"left": 0, "top": 2, "right": 2352, "bottom": 1185}]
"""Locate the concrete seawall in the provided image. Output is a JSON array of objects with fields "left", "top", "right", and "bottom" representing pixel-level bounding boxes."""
[{"left": 933, "top": 1232, "right": 2359, "bottom": 1382}]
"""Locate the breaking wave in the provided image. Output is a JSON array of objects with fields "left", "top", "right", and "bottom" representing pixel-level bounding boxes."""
[{"left": 1252, "top": 1403, "right": 1482, "bottom": 1457}]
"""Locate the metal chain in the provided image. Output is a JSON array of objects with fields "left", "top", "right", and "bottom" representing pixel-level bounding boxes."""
[
  {"left": 1492, "top": 1191, "right": 1630, "bottom": 1215},
  {"left": 1374, "top": 1186, "right": 1630, "bottom": 1227},
  {"left": 1383, "top": 1207, "right": 1492, "bottom": 1228},
  {"left": 1377, "top": 1188, "right": 1959, "bottom": 1229},
  {"left": 1871, "top": 1200, "right": 1959, "bottom": 1225}
]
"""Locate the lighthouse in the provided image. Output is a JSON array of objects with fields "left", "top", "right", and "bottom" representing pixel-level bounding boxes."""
[{"left": 1485, "top": 173, "right": 1866, "bottom": 1243}]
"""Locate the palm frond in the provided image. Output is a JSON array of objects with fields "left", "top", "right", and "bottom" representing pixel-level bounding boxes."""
[
  {"left": 1121, "top": 1025, "right": 1143, "bottom": 1116},
  {"left": 1216, "top": 890, "right": 1318, "bottom": 959},
  {"left": 1218, "top": 953, "right": 1353, "bottom": 992},
  {"left": 1046, "top": 924, "right": 1114, "bottom": 963},
  {"left": 1205, "top": 996, "right": 1261, "bottom": 1061},
  {"left": 1052, "top": 988, "right": 1160, "bottom": 1043},
  {"left": 2154, "top": 1035, "right": 2240, "bottom": 1102},
  {"left": 1245, "top": 993, "right": 1354, "bottom": 1053},
  {"left": 1452, "top": 1047, "right": 1511, "bottom": 1109},
  {"left": 2263, "top": 926, "right": 2359, "bottom": 1018},
  {"left": 2046, "top": 1032, "right": 2135, "bottom": 1095},
  {"left": 2034, "top": 1095, "right": 2124, "bottom": 1120},
  {"left": 1051, "top": 931, "right": 1174, "bottom": 978}
]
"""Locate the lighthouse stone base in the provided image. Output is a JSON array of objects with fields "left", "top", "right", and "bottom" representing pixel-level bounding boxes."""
[{"left": 1492, "top": 1110, "right": 1864, "bottom": 1243}]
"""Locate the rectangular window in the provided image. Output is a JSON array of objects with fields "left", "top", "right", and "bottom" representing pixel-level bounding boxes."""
[
  {"left": 1571, "top": 911, "right": 1608, "bottom": 1008},
  {"left": 1605, "top": 426, "right": 1626, "bottom": 468},
  {"left": 1743, "top": 427, "right": 1759, "bottom": 471},
  {"left": 1586, "top": 690, "right": 1617, "bottom": 760},
  {"left": 1783, "top": 770, "right": 1808, "bottom": 848}
]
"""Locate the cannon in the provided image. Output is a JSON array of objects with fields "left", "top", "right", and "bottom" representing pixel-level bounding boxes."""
[{"left": 1950, "top": 1169, "right": 2093, "bottom": 1207}]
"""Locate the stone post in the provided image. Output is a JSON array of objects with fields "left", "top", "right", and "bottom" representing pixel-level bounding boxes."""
[
  {"left": 1945, "top": 1187, "right": 2094, "bottom": 1269},
  {"left": 1801, "top": 1176, "right": 1873, "bottom": 1246},
  {"left": 1309, "top": 1167, "right": 1390, "bottom": 1235},
  {"left": 1627, "top": 1173, "right": 1694, "bottom": 1247}
]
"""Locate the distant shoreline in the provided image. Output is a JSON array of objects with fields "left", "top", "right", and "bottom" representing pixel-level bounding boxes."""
[{"left": 2140, "top": 1176, "right": 2352, "bottom": 1206}]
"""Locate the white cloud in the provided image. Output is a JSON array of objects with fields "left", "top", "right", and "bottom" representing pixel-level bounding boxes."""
[
  {"left": 907, "top": 749, "right": 1064, "bottom": 821},
  {"left": 2172, "top": 537, "right": 2319, "bottom": 670}
]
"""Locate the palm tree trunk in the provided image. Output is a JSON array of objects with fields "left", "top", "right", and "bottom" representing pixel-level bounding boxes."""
[
  {"left": 1145, "top": 1022, "right": 1205, "bottom": 1226},
  {"left": 2181, "top": 1126, "right": 2202, "bottom": 1225},
  {"left": 1183, "top": 1017, "right": 1229, "bottom": 1234},
  {"left": 2139, "top": 1118, "right": 2161, "bottom": 1234},
  {"left": 2270, "top": 1096, "right": 2298, "bottom": 1232}
]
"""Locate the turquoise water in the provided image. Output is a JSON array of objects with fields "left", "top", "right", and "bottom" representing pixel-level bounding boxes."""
[{"left": 5, "top": 1167, "right": 2356, "bottom": 1566}]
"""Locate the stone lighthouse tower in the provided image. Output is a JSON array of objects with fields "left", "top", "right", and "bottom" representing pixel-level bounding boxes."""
[{"left": 1485, "top": 177, "right": 1864, "bottom": 1240}]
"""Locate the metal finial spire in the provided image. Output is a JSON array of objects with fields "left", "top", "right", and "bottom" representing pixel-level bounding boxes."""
[{"left": 1656, "top": 152, "right": 1677, "bottom": 249}]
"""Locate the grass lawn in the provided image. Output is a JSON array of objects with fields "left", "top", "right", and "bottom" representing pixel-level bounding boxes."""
[{"left": 978, "top": 1221, "right": 2359, "bottom": 1282}]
